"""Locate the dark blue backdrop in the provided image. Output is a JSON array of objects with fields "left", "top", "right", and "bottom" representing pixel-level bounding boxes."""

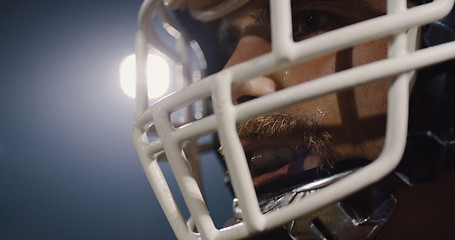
[{"left": 0, "top": 0, "right": 232, "bottom": 239}]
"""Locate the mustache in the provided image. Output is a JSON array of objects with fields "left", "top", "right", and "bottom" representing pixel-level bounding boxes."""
[{"left": 237, "top": 112, "right": 335, "bottom": 167}]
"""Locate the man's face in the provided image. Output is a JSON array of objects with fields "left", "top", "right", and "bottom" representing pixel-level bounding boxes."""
[{"left": 219, "top": 0, "right": 390, "bottom": 187}]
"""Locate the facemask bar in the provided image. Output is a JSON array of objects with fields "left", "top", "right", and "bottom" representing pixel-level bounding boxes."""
[
  {"left": 132, "top": 0, "right": 455, "bottom": 239},
  {"left": 136, "top": 0, "right": 207, "bottom": 116},
  {"left": 163, "top": 0, "right": 250, "bottom": 21},
  {"left": 134, "top": 1, "right": 210, "bottom": 239}
]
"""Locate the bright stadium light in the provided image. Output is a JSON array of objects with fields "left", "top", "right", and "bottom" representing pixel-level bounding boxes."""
[{"left": 119, "top": 54, "right": 170, "bottom": 99}]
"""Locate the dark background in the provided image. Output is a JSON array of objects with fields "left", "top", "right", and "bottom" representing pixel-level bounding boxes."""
[{"left": 0, "top": 0, "right": 231, "bottom": 239}]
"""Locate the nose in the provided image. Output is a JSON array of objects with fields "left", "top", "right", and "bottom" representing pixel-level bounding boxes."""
[
  {"left": 232, "top": 77, "right": 277, "bottom": 104},
  {"left": 225, "top": 35, "right": 280, "bottom": 105}
]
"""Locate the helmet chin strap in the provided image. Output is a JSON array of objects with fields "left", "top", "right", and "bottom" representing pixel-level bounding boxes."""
[{"left": 231, "top": 160, "right": 399, "bottom": 240}]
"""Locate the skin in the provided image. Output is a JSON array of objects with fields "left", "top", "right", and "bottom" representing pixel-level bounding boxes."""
[
  {"left": 221, "top": 0, "right": 389, "bottom": 186},
  {"left": 217, "top": 0, "right": 455, "bottom": 239}
]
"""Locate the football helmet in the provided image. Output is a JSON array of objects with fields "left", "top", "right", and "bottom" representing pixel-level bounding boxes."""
[{"left": 131, "top": 0, "right": 455, "bottom": 239}]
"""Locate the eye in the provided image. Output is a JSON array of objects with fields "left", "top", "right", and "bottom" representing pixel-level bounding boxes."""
[{"left": 292, "top": 11, "right": 332, "bottom": 41}]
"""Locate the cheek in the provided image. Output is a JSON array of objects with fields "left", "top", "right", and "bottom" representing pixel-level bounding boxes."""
[
  {"left": 279, "top": 55, "right": 336, "bottom": 88},
  {"left": 278, "top": 38, "right": 389, "bottom": 124},
  {"left": 279, "top": 38, "right": 388, "bottom": 88},
  {"left": 353, "top": 38, "right": 388, "bottom": 65},
  {"left": 352, "top": 38, "right": 390, "bottom": 117},
  {"left": 279, "top": 56, "right": 341, "bottom": 124},
  {"left": 354, "top": 79, "right": 390, "bottom": 119},
  {"left": 282, "top": 37, "right": 388, "bottom": 88}
]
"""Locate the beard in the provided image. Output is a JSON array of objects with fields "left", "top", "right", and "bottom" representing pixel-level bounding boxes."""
[{"left": 236, "top": 112, "right": 336, "bottom": 168}]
